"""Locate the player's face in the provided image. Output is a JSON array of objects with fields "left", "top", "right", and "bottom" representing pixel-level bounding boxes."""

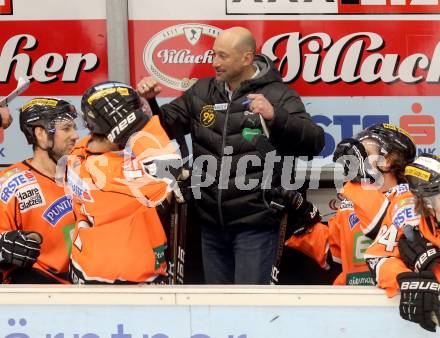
[
  {"left": 212, "top": 37, "right": 246, "bottom": 84},
  {"left": 361, "top": 138, "right": 390, "bottom": 172},
  {"left": 51, "top": 119, "right": 79, "bottom": 160}
]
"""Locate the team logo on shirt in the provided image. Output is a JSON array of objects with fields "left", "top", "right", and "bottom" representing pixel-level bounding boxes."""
[
  {"left": 42, "top": 195, "right": 73, "bottom": 226},
  {"left": 16, "top": 184, "right": 46, "bottom": 212},
  {"left": 200, "top": 105, "right": 215, "bottom": 127},
  {"left": 0, "top": 171, "right": 37, "bottom": 203}
]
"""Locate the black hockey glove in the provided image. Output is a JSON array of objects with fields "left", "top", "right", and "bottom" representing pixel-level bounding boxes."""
[
  {"left": 397, "top": 271, "right": 440, "bottom": 332},
  {"left": 333, "top": 138, "right": 372, "bottom": 183},
  {"left": 0, "top": 230, "right": 42, "bottom": 268},
  {"left": 271, "top": 187, "right": 321, "bottom": 236},
  {"left": 398, "top": 226, "right": 440, "bottom": 272}
]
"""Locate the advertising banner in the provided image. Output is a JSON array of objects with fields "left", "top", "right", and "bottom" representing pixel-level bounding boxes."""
[
  {"left": 129, "top": 11, "right": 440, "bottom": 162},
  {"left": 0, "top": 0, "right": 108, "bottom": 165},
  {"left": 0, "top": 303, "right": 428, "bottom": 338}
]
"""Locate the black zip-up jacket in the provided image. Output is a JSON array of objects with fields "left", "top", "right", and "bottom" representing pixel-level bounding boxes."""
[{"left": 160, "top": 54, "right": 324, "bottom": 229}]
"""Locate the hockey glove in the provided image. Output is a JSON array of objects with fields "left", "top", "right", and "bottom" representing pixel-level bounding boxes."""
[
  {"left": 0, "top": 230, "right": 42, "bottom": 268},
  {"left": 398, "top": 226, "right": 440, "bottom": 272},
  {"left": 397, "top": 271, "right": 440, "bottom": 332},
  {"left": 333, "top": 138, "right": 372, "bottom": 183},
  {"left": 271, "top": 187, "right": 321, "bottom": 236}
]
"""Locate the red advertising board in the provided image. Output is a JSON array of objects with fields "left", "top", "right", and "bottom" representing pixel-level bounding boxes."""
[
  {"left": 0, "top": 20, "right": 108, "bottom": 96},
  {"left": 0, "top": 0, "right": 12, "bottom": 15},
  {"left": 130, "top": 20, "right": 440, "bottom": 97}
]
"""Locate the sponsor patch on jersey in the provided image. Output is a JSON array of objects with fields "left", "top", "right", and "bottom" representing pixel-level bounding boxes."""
[
  {"left": 349, "top": 213, "right": 360, "bottom": 230},
  {"left": 67, "top": 169, "right": 94, "bottom": 202},
  {"left": 346, "top": 272, "right": 375, "bottom": 286},
  {"left": 16, "top": 184, "right": 45, "bottom": 212},
  {"left": 396, "top": 184, "right": 410, "bottom": 195},
  {"left": 153, "top": 244, "right": 166, "bottom": 270},
  {"left": 0, "top": 167, "right": 21, "bottom": 185},
  {"left": 392, "top": 199, "right": 420, "bottom": 228},
  {"left": 214, "top": 103, "right": 228, "bottom": 111},
  {"left": 339, "top": 199, "right": 354, "bottom": 210},
  {"left": 0, "top": 171, "right": 37, "bottom": 203},
  {"left": 200, "top": 105, "right": 215, "bottom": 128},
  {"left": 42, "top": 195, "right": 73, "bottom": 226}
]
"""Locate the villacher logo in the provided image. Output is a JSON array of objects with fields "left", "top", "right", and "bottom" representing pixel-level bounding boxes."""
[
  {"left": 143, "top": 23, "right": 222, "bottom": 91},
  {"left": 0, "top": 0, "right": 13, "bottom": 15},
  {"left": 226, "top": 0, "right": 440, "bottom": 15}
]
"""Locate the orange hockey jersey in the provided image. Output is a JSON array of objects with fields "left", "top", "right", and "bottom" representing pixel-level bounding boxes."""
[
  {"left": 285, "top": 197, "right": 374, "bottom": 285},
  {"left": 0, "top": 161, "right": 75, "bottom": 282},
  {"left": 363, "top": 186, "right": 440, "bottom": 297},
  {"left": 67, "top": 116, "right": 179, "bottom": 284},
  {"left": 285, "top": 182, "right": 409, "bottom": 286}
]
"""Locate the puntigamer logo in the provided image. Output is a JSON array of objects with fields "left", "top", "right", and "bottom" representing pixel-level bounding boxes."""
[
  {"left": 143, "top": 24, "right": 222, "bottom": 91},
  {"left": 226, "top": 0, "right": 440, "bottom": 14}
]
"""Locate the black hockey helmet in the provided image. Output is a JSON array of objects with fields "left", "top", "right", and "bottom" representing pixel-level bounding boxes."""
[
  {"left": 355, "top": 123, "right": 416, "bottom": 164},
  {"left": 405, "top": 153, "right": 440, "bottom": 198},
  {"left": 19, "top": 98, "right": 77, "bottom": 145},
  {"left": 81, "top": 81, "right": 142, "bottom": 136}
]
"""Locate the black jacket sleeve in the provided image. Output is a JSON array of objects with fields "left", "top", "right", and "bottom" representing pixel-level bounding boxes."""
[{"left": 270, "top": 88, "right": 324, "bottom": 157}]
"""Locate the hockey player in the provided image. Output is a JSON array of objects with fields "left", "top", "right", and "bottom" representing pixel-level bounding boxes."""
[
  {"left": 285, "top": 123, "right": 416, "bottom": 286},
  {"left": 364, "top": 154, "right": 440, "bottom": 332},
  {"left": 67, "top": 81, "right": 181, "bottom": 284},
  {"left": 0, "top": 98, "right": 78, "bottom": 283}
]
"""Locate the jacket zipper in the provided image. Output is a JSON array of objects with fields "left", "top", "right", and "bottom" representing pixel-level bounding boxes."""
[{"left": 217, "top": 95, "right": 233, "bottom": 228}]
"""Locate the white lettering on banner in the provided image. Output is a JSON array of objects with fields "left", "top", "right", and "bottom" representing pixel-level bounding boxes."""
[
  {"left": 0, "top": 0, "right": 5, "bottom": 6},
  {"left": 0, "top": 34, "right": 99, "bottom": 83},
  {"left": 262, "top": 32, "right": 440, "bottom": 85},
  {"left": 157, "top": 49, "right": 214, "bottom": 64},
  {"left": 144, "top": 24, "right": 222, "bottom": 91}
]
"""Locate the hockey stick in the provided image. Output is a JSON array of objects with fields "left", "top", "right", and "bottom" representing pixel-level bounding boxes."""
[
  {"left": 0, "top": 77, "right": 30, "bottom": 107},
  {"left": 147, "top": 97, "right": 189, "bottom": 285},
  {"left": 270, "top": 213, "right": 288, "bottom": 285},
  {"left": 0, "top": 77, "right": 30, "bottom": 143}
]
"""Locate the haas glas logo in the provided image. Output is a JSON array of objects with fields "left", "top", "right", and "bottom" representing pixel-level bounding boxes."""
[
  {"left": 143, "top": 24, "right": 222, "bottom": 91},
  {"left": 0, "top": 0, "right": 12, "bottom": 15}
]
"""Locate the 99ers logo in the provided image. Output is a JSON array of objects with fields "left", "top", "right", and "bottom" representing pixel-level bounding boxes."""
[{"left": 200, "top": 105, "right": 216, "bottom": 127}]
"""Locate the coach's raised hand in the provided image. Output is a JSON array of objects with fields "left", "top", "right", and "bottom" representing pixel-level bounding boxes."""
[{"left": 137, "top": 77, "right": 162, "bottom": 100}]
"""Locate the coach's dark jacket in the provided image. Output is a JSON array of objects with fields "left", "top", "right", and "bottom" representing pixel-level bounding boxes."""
[{"left": 160, "top": 54, "right": 324, "bottom": 229}]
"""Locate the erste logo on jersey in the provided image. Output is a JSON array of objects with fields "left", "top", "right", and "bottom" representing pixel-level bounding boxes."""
[
  {"left": 43, "top": 195, "right": 73, "bottom": 227},
  {"left": 67, "top": 169, "right": 94, "bottom": 202},
  {"left": 226, "top": 0, "right": 440, "bottom": 14},
  {"left": 0, "top": 171, "right": 37, "bottom": 203},
  {"left": 144, "top": 24, "right": 222, "bottom": 91},
  {"left": 392, "top": 198, "right": 420, "bottom": 228}
]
